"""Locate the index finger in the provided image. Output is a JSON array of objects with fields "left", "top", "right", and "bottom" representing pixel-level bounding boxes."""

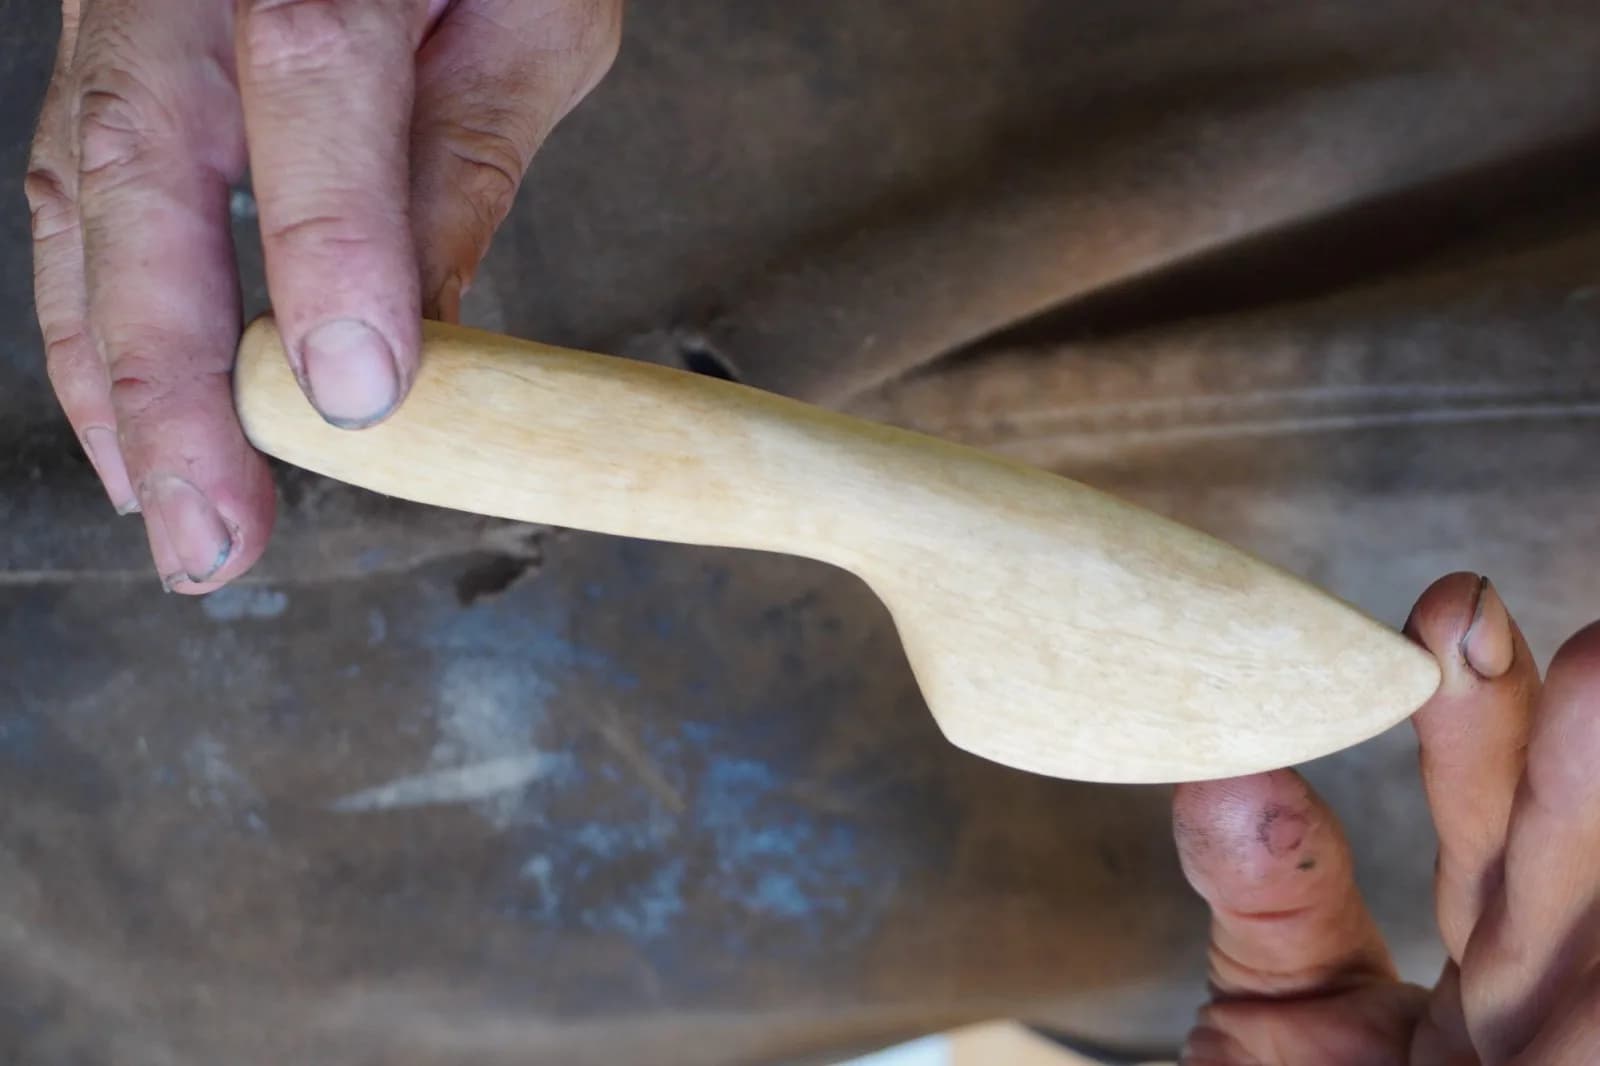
[
  {"left": 235, "top": 0, "right": 428, "bottom": 428},
  {"left": 1404, "top": 572, "right": 1539, "bottom": 960}
]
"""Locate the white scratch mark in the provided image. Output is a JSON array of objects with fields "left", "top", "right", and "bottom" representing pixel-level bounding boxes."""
[
  {"left": 422, "top": 658, "right": 557, "bottom": 828},
  {"left": 330, "top": 753, "right": 560, "bottom": 813}
]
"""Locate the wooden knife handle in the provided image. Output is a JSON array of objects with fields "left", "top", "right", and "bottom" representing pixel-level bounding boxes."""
[{"left": 234, "top": 316, "right": 1440, "bottom": 784}]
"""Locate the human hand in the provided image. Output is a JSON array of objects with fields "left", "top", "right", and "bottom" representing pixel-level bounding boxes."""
[
  {"left": 1174, "top": 572, "right": 1600, "bottom": 1064},
  {"left": 27, "top": 0, "right": 620, "bottom": 591}
]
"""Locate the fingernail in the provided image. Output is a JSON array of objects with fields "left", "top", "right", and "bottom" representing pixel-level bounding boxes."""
[
  {"left": 82, "top": 426, "right": 140, "bottom": 514},
  {"left": 1462, "top": 576, "right": 1514, "bottom": 679},
  {"left": 300, "top": 319, "right": 401, "bottom": 428},
  {"left": 144, "top": 474, "right": 234, "bottom": 584}
]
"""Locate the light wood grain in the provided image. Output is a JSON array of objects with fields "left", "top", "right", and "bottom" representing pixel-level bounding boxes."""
[
  {"left": 834, "top": 1020, "right": 1155, "bottom": 1065},
  {"left": 947, "top": 1021, "right": 1168, "bottom": 1066},
  {"left": 234, "top": 317, "right": 1440, "bottom": 783}
]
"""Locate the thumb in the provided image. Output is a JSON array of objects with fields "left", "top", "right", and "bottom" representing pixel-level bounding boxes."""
[
  {"left": 1173, "top": 772, "right": 1428, "bottom": 1065},
  {"left": 410, "top": 0, "right": 621, "bottom": 321},
  {"left": 1174, "top": 770, "right": 1395, "bottom": 999}
]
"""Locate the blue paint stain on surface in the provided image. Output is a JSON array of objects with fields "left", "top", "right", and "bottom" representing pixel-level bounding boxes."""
[
  {"left": 499, "top": 737, "right": 903, "bottom": 965},
  {"left": 750, "top": 871, "right": 811, "bottom": 919},
  {"left": 419, "top": 539, "right": 946, "bottom": 976},
  {"left": 573, "top": 821, "right": 649, "bottom": 858},
  {"left": 701, "top": 756, "right": 776, "bottom": 797},
  {"left": 680, "top": 722, "right": 716, "bottom": 748},
  {"left": 694, "top": 753, "right": 874, "bottom": 925},
  {"left": 579, "top": 858, "right": 686, "bottom": 940},
  {"left": 356, "top": 547, "right": 390, "bottom": 573},
  {"left": 424, "top": 593, "right": 639, "bottom": 690},
  {"left": 461, "top": 565, "right": 921, "bottom": 962},
  {"left": 518, "top": 855, "right": 560, "bottom": 920},
  {"left": 0, "top": 713, "right": 40, "bottom": 764},
  {"left": 416, "top": 570, "right": 648, "bottom": 838}
]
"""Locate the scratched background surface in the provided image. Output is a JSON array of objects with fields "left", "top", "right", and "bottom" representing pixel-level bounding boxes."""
[{"left": 5, "top": 3, "right": 1600, "bottom": 1065}]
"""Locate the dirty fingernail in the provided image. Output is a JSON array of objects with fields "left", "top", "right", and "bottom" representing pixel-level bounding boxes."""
[
  {"left": 83, "top": 425, "right": 140, "bottom": 514},
  {"left": 144, "top": 474, "right": 234, "bottom": 583},
  {"left": 1462, "top": 577, "right": 1514, "bottom": 679},
  {"left": 301, "top": 318, "right": 400, "bottom": 428}
]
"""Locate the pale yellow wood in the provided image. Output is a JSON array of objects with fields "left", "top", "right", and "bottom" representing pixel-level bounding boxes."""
[
  {"left": 946, "top": 1021, "right": 1168, "bottom": 1065},
  {"left": 234, "top": 317, "right": 1440, "bottom": 784},
  {"left": 831, "top": 1021, "right": 1172, "bottom": 1065}
]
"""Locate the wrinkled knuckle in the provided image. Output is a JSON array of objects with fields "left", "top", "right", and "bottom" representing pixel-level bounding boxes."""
[
  {"left": 442, "top": 123, "right": 525, "bottom": 227},
  {"left": 23, "top": 167, "right": 77, "bottom": 242},
  {"left": 108, "top": 369, "right": 172, "bottom": 422},
  {"left": 43, "top": 332, "right": 98, "bottom": 403},
  {"left": 1208, "top": 940, "right": 1357, "bottom": 999},
  {"left": 100, "top": 339, "right": 175, "bottom": 419},
  {"left": 262, "top": 210, "right": 379, "bottom": 260},
  {"left": 76, "top": 73, "right": 178, "bottom": 180},
  {"left": 241, "top": 0, "right": 358, "bottom": 79}
]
